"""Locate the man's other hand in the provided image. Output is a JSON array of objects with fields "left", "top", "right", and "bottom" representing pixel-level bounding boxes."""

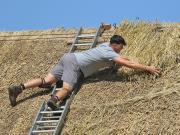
[{"left": 145, "top": 66, "right": 161, "bottom": 76}]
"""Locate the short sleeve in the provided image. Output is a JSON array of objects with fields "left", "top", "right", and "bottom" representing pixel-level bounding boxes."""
[{"left": 105, "top": 49, "right": 119, "bottom": 60}]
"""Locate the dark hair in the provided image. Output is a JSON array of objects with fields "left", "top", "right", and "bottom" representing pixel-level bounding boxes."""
[{"left": 110, "top": 35, "right": 126, "bottom": 45}]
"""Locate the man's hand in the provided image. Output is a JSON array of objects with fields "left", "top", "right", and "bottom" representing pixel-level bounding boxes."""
[{"left": 145, "top": 66, "right": 161, "bottom": 76}]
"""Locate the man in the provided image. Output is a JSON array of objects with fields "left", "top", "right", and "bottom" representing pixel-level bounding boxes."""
[{"left": 8, "top": 35, "right": 160, "bottom": 110}]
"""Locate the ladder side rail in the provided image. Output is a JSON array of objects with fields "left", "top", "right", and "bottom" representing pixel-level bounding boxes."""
[
  {"left": 29, "top": 27, "right": 83, "bottom": 134},
  {"left": 69, "top": 28, "right": 82, "bottom": 53},
  {"left": 54, "top": 26, "right": 100, "bottom": 134},
  {"left": 28, "top": 101, "right": 46, "bottom": 135},
  {"left": 90, "top": 25, "right": 102, "bottom": 48},
  {"left": 54, "top": 28, "right": 84, "bottom": 134},
  {"left": 54, "top": 83, "right": 80, "bottom": 135},
  {"left": 29, "top": 85, "right": 58, "bottom": 134},
  {"left": 51, "top": 83, "right": 57, "bottom": 95}
]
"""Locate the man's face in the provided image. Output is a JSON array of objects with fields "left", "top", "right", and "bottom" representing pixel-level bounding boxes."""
[{"left": 111, "top": 43, "right": 124, "bottom": 53}]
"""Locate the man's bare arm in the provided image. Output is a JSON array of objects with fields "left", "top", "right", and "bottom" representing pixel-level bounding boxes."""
[
  {"left": 113, "top": 56, "right": 161, "bottom": 75},
  {"left": 120, "top": 56, "right": 130, "bottom": 61}
]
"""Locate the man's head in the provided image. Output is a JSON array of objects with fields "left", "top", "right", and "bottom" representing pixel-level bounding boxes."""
[{"left": 109, "top": 35, "right": 126, "bottom": 53}]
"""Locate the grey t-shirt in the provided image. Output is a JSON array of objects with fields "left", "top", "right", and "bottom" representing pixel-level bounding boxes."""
[{"left": 73, "top": 42, "right": 120, "bottom": 77}]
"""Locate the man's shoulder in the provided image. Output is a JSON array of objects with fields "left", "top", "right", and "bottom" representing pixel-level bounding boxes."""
[
  {"left": 98, "top": 42, "right": 109, "bottom": 47},
  {"left": 96, "top": 42, "right": 112, "bottom": 51}
]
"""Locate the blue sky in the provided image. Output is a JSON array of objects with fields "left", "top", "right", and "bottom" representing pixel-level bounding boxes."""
[{"left": 0, "top": 0, "right": 179, "bottom": 31}]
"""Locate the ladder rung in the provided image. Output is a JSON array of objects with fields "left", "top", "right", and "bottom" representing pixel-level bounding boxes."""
[
  {"left": 60, "top": 106, "right": 65, "bottom": 109},
  {"left": 42, "top": 116, "right": 60, "bottom": 119},
  {"left": 32, "top": 129, "right": 55, "bottom": 133},
  {"left": 75, "top": 43, "right": 92, "bottom": 46},
  {"left": 55, "top": 88, "right": 62, "bottom": 91},
  {"left": 48, "top": 104, "right": 65, "bottom": 109},
  {"left": 77, "top": 34, "right": 95, "bottom": 38},
  {"left": 40, "top": 110, "right": 63, "bottom": 114},
  {"left": 36, "top": 120, "right": 59, "bottom": 123},
  {"left": 38, "top": 125, "right": 57, "bottom": 129}
]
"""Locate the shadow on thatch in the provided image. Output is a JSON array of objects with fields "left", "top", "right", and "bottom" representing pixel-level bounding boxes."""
[
  {"left": 84, "top": 68, "right": 157, "bottom": 84},
  {"left": 16, "top": 89, "right": 51, "bottom": 105}
]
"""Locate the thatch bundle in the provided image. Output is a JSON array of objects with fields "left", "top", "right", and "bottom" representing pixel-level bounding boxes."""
[{"left": 115, "top": 21, "right": 180, "bottom": 70}]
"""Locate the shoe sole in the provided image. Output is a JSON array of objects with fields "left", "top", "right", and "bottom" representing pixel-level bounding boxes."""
[
  {"left": 47, "top": 100, "right": 58, "bottom": 110},
  {"left": 8, "top": 87, "right": 16, "bottom": 107}
]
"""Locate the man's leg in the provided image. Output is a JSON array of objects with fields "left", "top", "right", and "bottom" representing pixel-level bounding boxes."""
[
  {"left": 46, "top": 53, "right": 84, "bottom": 110},
  {"left": 55, "top": 82, "right": 73, "bottom": 100},
  {"left": 23, "top": 73, "right": 57, "bottom": 89},
  {"left": 8, "top": 73, "right": 57, "bottom": 107},
  {"left": 47, "top": 82, "right": 73, "bottom": 110}
]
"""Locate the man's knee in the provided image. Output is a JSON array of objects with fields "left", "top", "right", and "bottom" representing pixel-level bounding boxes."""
[
  {"left": 38, "top": 74, "right": 57, "bottom": 88},
  {"left": 45, "top": 73, "right": 57, "bottom": 83},
  {"left": 62, "top": 82, "right": 73, "bottom": 93},
  {"left": 38, "top": 77, "right": 51, "bottom": 88}
]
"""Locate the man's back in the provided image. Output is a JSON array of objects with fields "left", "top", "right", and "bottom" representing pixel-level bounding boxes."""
[{"left": 73, "top": 42, "right": 119, "bottom": 77}]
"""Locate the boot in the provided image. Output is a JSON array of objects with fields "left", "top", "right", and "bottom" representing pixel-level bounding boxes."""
[
  {"left": 8, "top": 85, "right": 23, "bottom": 107},
  {"left": 47, "top": 95, "right": 59, "bottom": 110}
]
